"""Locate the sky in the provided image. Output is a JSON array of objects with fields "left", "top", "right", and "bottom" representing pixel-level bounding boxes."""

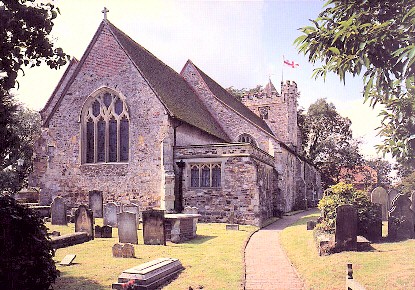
[{"left": 14, "top": 0, "right": 387, "bottom": 161}]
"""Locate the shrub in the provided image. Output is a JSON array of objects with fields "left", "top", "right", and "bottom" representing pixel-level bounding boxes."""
[
  {"left": 0, "top": 195, "right": 59, "bottom": 290},
  {"left": 317, "top": 182, "right": 381, "bottom": 236}
]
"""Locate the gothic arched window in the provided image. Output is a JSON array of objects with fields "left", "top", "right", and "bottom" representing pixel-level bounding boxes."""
[
  {"left": 82, "top": 89, "right": 130, "bottom": 164},
  {"left": 238, "top": 134, "right": 257, "bottom": 146}
]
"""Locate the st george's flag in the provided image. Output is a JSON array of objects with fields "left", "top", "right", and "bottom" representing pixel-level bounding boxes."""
[{"left": 283, "top": 57, "right": 299, "bottom": 68}]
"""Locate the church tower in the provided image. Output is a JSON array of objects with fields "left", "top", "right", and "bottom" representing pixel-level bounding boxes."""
[{"left": 241, "top": 79, "right": 300, "bottom": 152}]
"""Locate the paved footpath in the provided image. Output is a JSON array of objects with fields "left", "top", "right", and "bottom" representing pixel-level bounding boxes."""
[{"left": 245, "top": 210, "right": 317, "bottom": 290}]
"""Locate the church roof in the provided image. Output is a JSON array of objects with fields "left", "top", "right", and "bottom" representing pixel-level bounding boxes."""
[
  {"left": 187, "top": 61, "right": 275, "bottom": 136},
  {"left": 107, "top": 21, "right": 230, "bottom": 142},
  {"left": 43, "top": 20, "right": 230, "bottom": 142}
]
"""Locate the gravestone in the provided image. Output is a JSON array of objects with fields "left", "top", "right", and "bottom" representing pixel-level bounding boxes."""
[
  {"left": 371, "top": 186, "right": 389, "bottom": 221},
  {"left": 60, "top": 254, "right": 76, "bottom": 266},
  {"left": 388, "top": 194, "right": 415, "bottom": 240},
  {"left": 104, "top": 202, "right": 119, "bottom": 227},
  {"left": 142, "top": 210, "right": 166, "bottom": 245},
  {"left": 51, "top": 196, "right": 67, "bottom": 225},
  {"left": 74, "top": 205, "right": 94, "bottom": 239},
  {"left": 112, "top": 243, "right": 135, "bottom": 258},
  {"left": 117, "top": 212, "right": 138, "bottom": 244},
  {"left": 89, "top": 190, "right": 103, "bottom": 218},
  {"left": 335, "top": 204, "right": 357, "bottom": 250},
  {"left": 123, "top": 203, "right": 140, "bottom": 229},
  {"left": 389, "top": 189, "right": 399, "bottom": 209},
  {"left": 95, "top": 225, "right": 112, "bottom": 238}
]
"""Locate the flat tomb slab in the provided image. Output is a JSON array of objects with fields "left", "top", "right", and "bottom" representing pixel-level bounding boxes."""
[{"left": 112, "top": 258, "right": 184, "bottom": 290}]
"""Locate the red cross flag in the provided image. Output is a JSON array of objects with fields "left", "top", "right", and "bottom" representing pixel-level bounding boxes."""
[{"left": 283, "top": 58, "right": 299, "bottom": 68}]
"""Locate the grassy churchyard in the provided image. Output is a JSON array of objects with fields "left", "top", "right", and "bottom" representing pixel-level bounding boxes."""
[
  {"left": 280, "top": 212, "right": 415, "bottom": 290},
  {"left": 47, "top": 219, "right": 256, "bottom": 289}
]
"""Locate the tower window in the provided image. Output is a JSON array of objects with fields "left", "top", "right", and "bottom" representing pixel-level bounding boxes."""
[
  {"left": 82, "top": 89, "right": 130, "bottom": 164},
  {"left": 258, "top": 106, "right": 270, "bottom": 120}
]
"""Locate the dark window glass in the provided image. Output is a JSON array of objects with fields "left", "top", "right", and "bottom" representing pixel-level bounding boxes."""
[
  {"left": 201, "top": 165, "right": 210, "bottom": 187},
  {"left": 120, "top": 117, "right": 129, "bottom": 162},
  {"left": 115, "top": 98, "right": 123, "bottom": 115},
  {"left": 86, "top": 119, "right": 94, "bottom": 163},
  {"left": 190, "top": 166, "right": 199, "bottom": 187},
  {"left": 212, "top": 165, "right": 221, "bottom": 187},
  {"left": 103, "top": 93, "right": 112, "bottom": 108},
  {"left": 97, "top": 119, "right": 105, "bottom": 162},
  {"left": 109, "top": 118, "right": 117, "bottom": 162},
  {"left": 92, "top": 100, "right": 100, "bottom": 117}
]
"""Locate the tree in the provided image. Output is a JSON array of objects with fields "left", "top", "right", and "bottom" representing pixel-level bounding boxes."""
[
  {"left": 0, "top": 104, "right": 41, "bottom": 194},
  {"left": 226, "top": 85, "right": 263, "bottom": 101},
  {"left": 366, "top": 157, "right": 392, "bottom": 187},
  {"left": 0, "top": 195, "right": 59, "bottom": 289},
  {"left": 298, "top": 98, "right": 362, "bottom": 188},
  {"left": 0, "top": 0, "right": 68, "bottom": 192},
  {"left": 295, "top": 0, "right": 415, "bottom": 170}
]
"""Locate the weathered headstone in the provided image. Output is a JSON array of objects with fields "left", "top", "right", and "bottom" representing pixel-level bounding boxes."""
[
  {"left": 104, "top": 202, "right": 119, "bottom": 227},
  {"left": 60, "top": 254, "right": 76, "bottom": 266},
  {"left": 95, "top": 225, "right": 112, "bottom": 238},
  {"left": 89, "top": 190, "right": 103, "bottom": 218},
  {"left": 142, "top": 210, "right": 166, "bottom": 245},
  {"left": 371, "top": 186, "right": 388, "bottom": 221},
  {"left": 123, "top": 203, "right": 140, "bottom": 229},
  {"left": 74, "top": 205, "right": 94, "bottom": 239},
  {"left": 112, "top": 243, "right": 135, "bottom": 258},
  {"left": 117, "top": 212, "right": 138, "bottom": 244},
  {"left": 335, "top": 204, "right": 357, "bottom": 250},
  {"left": 388, "top": 193, "right": 415, "bottom": 240},
  {"left": 51, "top": 196, "right": 67, "bottom": 225}
]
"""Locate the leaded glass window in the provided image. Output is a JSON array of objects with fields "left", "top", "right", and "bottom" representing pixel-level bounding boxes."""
[
  {"left": 82, "top": 90, "right": 130, "bottom": 163},
  {"left": 189, "top": 163, "right": 221, "bottom": 188}
]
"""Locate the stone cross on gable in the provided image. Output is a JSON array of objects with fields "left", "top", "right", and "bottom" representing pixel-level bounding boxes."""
[{"left": 102, "top": 7, "right": 109, "bottom": 20}]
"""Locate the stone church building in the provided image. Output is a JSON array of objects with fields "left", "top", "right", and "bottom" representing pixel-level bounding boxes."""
[{"left": 30, "top": 19, "right": 322, "bottom": 226}]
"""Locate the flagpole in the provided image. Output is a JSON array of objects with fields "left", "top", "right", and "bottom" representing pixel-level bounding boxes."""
[{"left": 281, "top": 55, "right": 284, "bottom": 84}]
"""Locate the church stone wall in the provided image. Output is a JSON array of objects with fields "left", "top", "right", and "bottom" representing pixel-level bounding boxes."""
[
  {"left": 175, "top": 122, "right": 223, "bottom": 146},
  {"left": 31, "top": 25, "right": 172, "bottom": 209},
  {"left": 174, "top": 143, "right": 277, "bottom": 226}
]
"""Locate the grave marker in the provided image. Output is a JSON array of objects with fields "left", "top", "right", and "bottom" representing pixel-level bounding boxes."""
[
  {"left": 142, "top": 210, "right": 166, "bottom": 245},
  {"left": 89, "top": 190, "right": 103, "bottom": 218},
  {"left": 371, "top": 186, "right": 388, "bottom": 221},
  {"left": 389, "top": 189, "right": 399, "bottom": 209},
  {"left": 104, "top": 202, "right": 119, "bottom": 227},
  {"left": 60, "top": 254, "right": 76, "bottom": 266},
  {"left": 388, "top": 193, "right": 415, "bottom": 240},
  {"left": 335, "top": 204, "right": 357, "bottom": 250},
  {"left": 95, "top": 225, "right": 112, "bottom": 238},
  {"left": 74, "top": 205, "right": 94, "bottom": 239},
  {"left": 51, "top": 196, "right": 67, "bottom": 225},
  {"left": 117, "top": 212, "right": 138, "bottom": 244},
  {"left": 123, "top": 203, "right": 140, "bottom": 229}
]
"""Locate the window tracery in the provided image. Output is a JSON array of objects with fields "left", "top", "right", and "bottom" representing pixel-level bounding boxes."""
[{"left": 82, "top": 89, "right": 129, "bottom": 164}]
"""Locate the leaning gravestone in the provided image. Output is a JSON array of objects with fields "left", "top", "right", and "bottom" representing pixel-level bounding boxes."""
[
  {"left": 388, "top": 193, "right": 415, "bottom": 240},
  {"left": 117, "top": 212, "right": 138, "bottom": 244},
  {"left": 371, "top": 186, "right": 389, "bottom": 221},
  {"left": 104, "top": 202, "right": 119, "bottom": 227},
  {"left": 51, "top": 196, "right": 67, "bottom": 225},
  {"left": 142, "top": 210, "right": 166, "bottom": 245},
  {"left": 335, "top": 204, "right": 357, "bottom": 251},
  {"left": 123, "top": 203, "right": 140, "bottom": 229},
  {"left": 89, "top": 190, "right": 103, "bottom": 218},
  {"left": 74, "top": 205, "right": 94, "bottom": 239},
  {"left": 60, "top": 254, "right": 76, "bottom": 266}
]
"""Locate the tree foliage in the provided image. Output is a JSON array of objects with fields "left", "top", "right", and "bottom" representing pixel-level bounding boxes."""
[
  {"left": 295, "top": 0, "right": 415, "bottom": 169},
  {"left": 226, "top": 85, "right": 263, "bottom": 101},
  {"left": 366, "top": 157, "right": 392, "bottom": 187},
  {"left": 298, "top": 98, "right": 362, "bottom": 188},
  {"left": 0, "top": 104, "right": 41, "bottom": 194},
  {"left": 317, "top": 182, "right": 382, "bottom": 237},
  {"left": 0, "top": 195, "right": 59, "bottom": 289}
]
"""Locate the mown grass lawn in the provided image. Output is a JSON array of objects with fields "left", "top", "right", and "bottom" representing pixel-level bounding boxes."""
[
  {"left": 280, "top": 212, "right": 415, "bottom": 290},
  {"left": 47, "top": 219, "right": 256, "bottom": 289}
]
